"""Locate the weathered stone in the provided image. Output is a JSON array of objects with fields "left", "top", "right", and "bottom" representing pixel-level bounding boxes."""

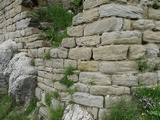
[
  {"left": 157, "top": 70, "right": 160, "bottom": 82},
  {"left": 35, "top": 87, "right": 42, "bottom": 100},
  {"left": 67, "top": 25, "right": 83, "bottom": 37},
  {"left": 138, "top": 72, "right": 158, "bottom": 85},
  {"left": 79, "top": 72, "right": 111, "bottom": 85},
  {"left": 50, "top": 48, "right": 58, "bottom": 58},
  {"left": 4, "top": 52, "right": 37, "bottom": 102},
  {"left": 83, "top": 0, "right": 110, "bottom": 10},
  {"left": 73, "top": 8, "right": 99, "bottom": 25},
  {"left": 101, "top": 31, "right": 142, "bottom": 45},
  {"left": 90, "top": 85, "right": 130, "bottom": 95},
  {"left": 93, "top": 45, "right": 128, "bottom": 60},
  {"left": 78, "top": 61, "right": 98, "bottom": 72},
  {"left": 148, "top": 8, "right": 160, "bottom": 20},
  {"left": 99, "top": 61, "right": 138, "bottom": 74},
  {"left": 143, "top": 31, "right": 160, "bottom": 43},
  {"left": 62, "top": 38, "right": 76, "bottom": 48},
  {"left": 132, "top": 20, "right": 155, "bottom": 30},
  {"left": 16, "top": 18, "right": 31, "bottom": 29},
  {"left": 72, "top": 83, "right": 90, "bottom": 93},
  {"left": 69, "top": 47, "right": 92, "bottom": 60},
  {"left": 60, "top": 92, "right": 72, "bottom": 103},
  {"left": 154, "top": 21, "right": 160, "bottom": 30},
  {"left": 129, "top": 45, "right": 146, "bottom": 60},
  {"left": 52, "top": 59, "right": 63, "bottom": 69},
  {"left": 84, "top": 17, "right": 123, "bottom": 36},
  {"left": 122, "top": 19, "right": 131, "bottom": 30},
  {"left": 67, "top": 74, "right": 78, "bottom": 82},
  {"left": 64, "top": 60, "right": 77, "bottom": 69},
  {"left": 99, "top": 4, "right": 143, "bottom": 19},
  {"left": 52, "top": 74, "right": 64, "bottom": 80},
  {"left": 54, "top": 82, "right": 67, "bottom": 90},
  {"left": 145, "top": 43, "right": 159, "bottom": 58},
  {"left": 62, "top": 104, "right": 94, "bottom": 120},
  {"left": 76, "top": 36, "right": 100, "bottom": 47},
  {"left": 73, "top": 92, "right": 103, "bottom": 108},
  {"left": 39, "top": 107, "right": 50, "bottom": 120},
  {"left": 51, "top": 98, "right": 60, "bottom": 109},
  {"left": 58, "top": 47, "right": 68, "bottom": 59},
  {"left": 86, "top": 107, "right": 98, "bottom": 119},
  {"left": 112, "top": 74, "right": 138, "bottom": 86}
]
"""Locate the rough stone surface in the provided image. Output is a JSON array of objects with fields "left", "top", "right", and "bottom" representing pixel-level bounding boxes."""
[
  {"left": 93, "top": 45, "right": 128, "bottom": 60},
  {"left": 73, "top": 92, "right": 103, "bottom": 108},
  {"left": 154, "top": 21, "right": 160, "bottom": 30},
  {"left": 99, "top": 4, "right": 143, "bottom": 19},
  {"left": 145, "top": 43, "right": 159, "bottom": 58},
  {"left": 69, "top": 47, "right": 92, "bottom": 60},
  {"left": 73, "top": 8, "right": 99, "bottom": 25},
  {"left": 62, "top": 38, "right": 76, "bottom": 48},
  {"left": 132, "top": 20, "right": 155, "bottom": 30},
  {"left": 62, "top": 104, "right": 94, "bottom": 120},
  {"left": 148, "top": 8, "right": 160, "bottom": 20},
  {"left": 67, "top": 25, "right": 83, "bottom": 37},
  {"left": 90, "top": 85, "right": 130, "bottom": 95},
  {"left": 129, "top": 45, "right": 146, "bottom": 60},
  {"left": 143, "top": 31, "right": 160, "bottom": 43},
  {"left": 84, "top": 17, "right": 123, "bottom": 36},
  {"left": 99, "top": 61, "right": 138, "bottom": 74},
  {"left": 79, "top": 72, "right": 111, "bottom": 85},
  {"left": 138, "top": 72, "right": 158, "bottom": 85},
  {"left": 78, "top": 61, "right": 98, "bottom": 72},
  {"left": 76, "top": 36, "right": 100, "bottom": 47},
  {"left": 72, "top": 83, "right": 90, "bottom": 93},
  {"left": 101, "top": 31, "right": 142, "bottom": 45},
  {"left": 4, "top": 52, "right": 37, "bottom": 102},
  {"left": 112, "top": 74, "right": 138, "bottom": 86}
]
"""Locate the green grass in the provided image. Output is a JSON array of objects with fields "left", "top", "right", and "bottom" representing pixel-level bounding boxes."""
[
  {"left": 42, "top": 52, "right": 51, "bottom": 60},
  {"left": 45, "top": 91, "right": 59, "bottom": 107},
  {"left": 138, "top": 59, "right": 148, "bottom": 72},
  {"left": 59, "top": 76, "right": 74, "bottom": 88},
  {"left": 64, "top": 66, "right": 75, "bottom": 76},
  {"left": 49, "top": 105, "right": 64, "bottom": 120}
]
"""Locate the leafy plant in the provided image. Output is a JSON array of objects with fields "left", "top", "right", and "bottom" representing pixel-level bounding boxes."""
[
  {"left": 30, "top": 58, "right": 35, "bottom": 66},
  {"left": 138, "top": 59, "right": 148, "bottom": 72},
  {"left": 42, "top": 51, "right": 51, "bottom": 60},
  {"left": 49, "top": 105, "right": 64, "bottom": 120},
  {"left": 65, "top": 66, "right": 75, "bottom": 76},
  {"left": 59, "top": 76, "right": 74, "bottom": 88}
]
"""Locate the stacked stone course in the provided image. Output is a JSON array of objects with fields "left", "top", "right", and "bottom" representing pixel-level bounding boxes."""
[{"left": 1, "top": 0, "right": 160, "bottom": 119}]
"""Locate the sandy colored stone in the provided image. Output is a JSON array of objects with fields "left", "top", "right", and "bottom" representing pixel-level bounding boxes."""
[
  {"left": 67, "top": 25, "right": 83, "bottom": 37},
  {"left": 148, "top": 8, "right": 160, "bottom": 20},
  {"left": 78, "top": 61, "right": 98, "bottom": 72},
  {"left": 62, "top": 38, "right": 76, "bottom": 48},
  {"left": 143, "top": 31, "right": 160, "bottom": 43}
]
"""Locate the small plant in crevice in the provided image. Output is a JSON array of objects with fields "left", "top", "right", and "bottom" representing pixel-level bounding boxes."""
[
  {"left": 66, "top": 87, "right": 78, "bottom": 95},
  {"left": 64, "top": 66, "right": 75, "bottom": 76},
  {"left": 59, "top": 76, "right": 74, "bottom": 88},
  {"left": 42, "top": 51, "right": 51, "bottom": 60},
  {"left": 152, "top": 0, "right": 160, "bottom": 9},
  {"left": 49, "top": 105, "right": 64, "bottom": 120},
  {"left": 30, "top": 58, "right": 35, "bottom": 66},
  {"left": 138, "top": 59, "right": 149, "bottom": 72},
  {"left": 45, "top": 91, "right": 60, "bottom": 107},
  {"left": 68, "top": 100, "right": 75, "bottom": 104}
]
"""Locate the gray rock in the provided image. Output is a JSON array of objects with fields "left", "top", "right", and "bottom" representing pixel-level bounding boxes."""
[
  {"left": 73, "top": 92, "right": 103, "bottom": 108},
  {"left": 62, "top": 104, "right": 94, "bottom": 120},
  {"left": 145, "top": 43, "right": 159, "bottom": 58},
  {"left": 99, "top": 4, "right": 143, "bottom": 19},
  {"left": 4, "top": 52, "right": 37, "bottom": 102}
]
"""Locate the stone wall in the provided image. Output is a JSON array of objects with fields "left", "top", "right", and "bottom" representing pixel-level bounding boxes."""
[{"left": 1, "top": 0, "right": 160, "bottom": 119}]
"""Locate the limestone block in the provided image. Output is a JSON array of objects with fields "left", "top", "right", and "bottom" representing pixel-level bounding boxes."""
[
  {"left": 44, "top": 72, "right": 53, "bottom": 80},
  {"left": 37, "top": 77, "right": 44, "bottom": 83},
  {"left": 52, "top": 74, "right": 64, "bottom": 80},
  {"left": 60, "top": 92, "right": 72, "bottom": 102},
  {"left": 76, "top": 35, "right": 100, "bottom": 47},
  {"left": 90, "top": 85, "right": 130, "bottom": 95},
  {"left": 53, "top": 82, "right": 67, "bottom": 90},
  {"left": 50, "top": 48, "right": 58, "bottom": 58},
  {"left": 84, "top": 17, "right": 123, "bottom": 36},
  {"left": 64, "top": 60, "right": 77, "bottom": 69},
  {"left": 35, "top": 59, "right": 44, "bottom": 66},
  {"left": 154, "top": 21, "right": 160, "bottom": 30},
  {"left": 143, "top": 31, "right": 160, "bottom": 43},
  {"left": 93, "top": 45, "right": 128, "bottom": 60},
  {"left": 83, "top": 0, "right": 110, "bottom": 10},
  {"left": 138, "top": 72, "right": 158, "bottom": 85},
  {"left": 52, "top": 59, "right": 63, "bottom": 69},
  {"left": 51, "top": 98, "right": 60, "bottom": 109},
  {"left": 129, "top": 45, "right": 146, "bottom": 60},
  {"left": 79, "top": 72, "right": 111, "bottom": 85},
  {"left": 69, "top": 47, "right": 92, "bottom": 60},
  {"left": 38, "top": 71, "right": 46, "bottom": 78},
  {"left": 62, "top": 38, "right": 76, "bottom": 48},
  {"left": 148, "top": 8, "right": 160, "bottom": 20},
  {"left": 16, "top": 18, "right": 31, "bottom": 30},
  {"left": 67, "top": 74, "right": 78, "bottom": 82},
  {"left": 45, "top": 60, "right": 52, "bottom": 67},
  {"left": 112, "top": 74, "right": 138, "bottom": 86},
  {"left": 38, "top": 48, "right": 45, "bottom": 58},
  {"left": 99, "top": 61, "right": 138, "bottom": 74},
  {"left": 67, "top": 25, "right": 83, "bottom": 37},
  {"left": 122, "top": 19, "right": 131, "bottom": 30},
  {"left": 157, "top": 70, "right": 160, "bottom": 82},
  {"left": 99, "top": 4, "right": 143, "bottom": 19},
  {"left": 145, "top": 43, "right": 159, "bottom": 58},
  {"left": 58, "top": 47, "right": 68, "bottom": 59},
  {"left": 73, "top": 8, "right": 99, "bottom": 25},
  {"left": 39, "top": 107, "right": 50, "bottom": 120},
  {"left": 35, "top": 87, "right": 42, "bottom": 100},
  {"left": 73, "top": 92, "right": 103, "bottom": 108},
  {"left": 43, "top": 79, "right": 54, "bottom": 87},
  {"left": 101, "top": 31, "right": 142, "bottom": 45},
  {"left": 132, "top": 20, "right": 155, "bottom": 30},
  {"left": 78, "top": 61, "right": 98, "bottom": 72},
  {"left": 72, "top": 83, "right": 90, "bottom": 93}
]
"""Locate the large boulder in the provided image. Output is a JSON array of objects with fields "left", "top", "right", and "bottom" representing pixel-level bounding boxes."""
[
  {"left": 63, "top": 104, "right": 94, "bottom": 120},
  {"left": 4, "top": 52, "right": 37, "bottom": 102},
  {"left": 0, "top": 39, "right": 17, "bottom": 94}
]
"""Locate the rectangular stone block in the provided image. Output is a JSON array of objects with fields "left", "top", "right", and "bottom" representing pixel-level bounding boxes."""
[
  {"left": 101, "top": 31, "right": 142, "bottom": 45},
  {"left": 143, "top": 31, "right": 160, "bottom": 43},
  {"left": 93, "top": 45, "right": 128, "bottom": 60},
  {"left": 62, "top": 38, "right": 76, "bottom": 48},
  {"left": 64, "top": 59, "right": 77, "bottom": 69},
  {"left": 112, "top": 74, "right": 138, "bottom": 87},
  {"left": 90, "top": 86, "right": 130, "bottom": 95},
  {"left": 154, "top": 21, "right": 160, "bottom": 31},
  {"left": 78, "top": 61, "right": 98, "bottom": 72},
  {"left": 99, "top": 4, "right": 143, "bottom": 19},
  {"left": 52, "top": 59, "right": 64, "bottom": 69},
  {"left": 73, "top": 92, "right": 103, "bottom": 108},
  {"left": 79, "top": 72, "right": 111, "bottom": 85},
  {"left": 132, "top": 20, "right": 155, "bottom": 30},
  {"left": 67, "top": 25, "right": 83, "bottom": 37},
  {"left": 148, "top": 8, "right": 160, "bottom": 20},
  {"left": 84, "top": 17, "right": 123, "bottom": 36},
  {"left": 69, "top": 47, "right": 92, "bottom": 60},
  {"left": 73, "top": 8, "right": 99, "bottom": 25},
  {"left": 129, "top": 45, "right": 146, "bottom": 60},
  {"left": 99, "top": 61, "right": 138, "bottom": 74},
  {"left": 76, "top": 35, "right": 100, "bottom": 47}
]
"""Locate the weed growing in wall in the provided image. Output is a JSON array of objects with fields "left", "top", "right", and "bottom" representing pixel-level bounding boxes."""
[
  {"left": 49, "top": 105, "right": 64, "bottom": 120},
  {"left": 138, "top": 59, "right": 149, "bottom": 72},
  {"left": 42, "top": 51, "right": 51, "bottom": 60},
  {"left": 152, "top": 0, "right": 160, "bottom": 9}
]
